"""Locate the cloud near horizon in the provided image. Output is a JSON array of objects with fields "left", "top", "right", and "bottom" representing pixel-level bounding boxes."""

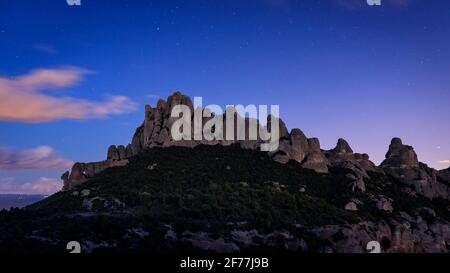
[
  {"left": 439, "top": 160, "right": 450, "bottom": 164},
  {"left": 0, "top": 145, "right": 73, "bottom": 170},
  {"left": 0, "top": 67, "right": 137, "bottom": 123},
  {"left": 0, "top": 177, "right": 62, "bottom": 195}
]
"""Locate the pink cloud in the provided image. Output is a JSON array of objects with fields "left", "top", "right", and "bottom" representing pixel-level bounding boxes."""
[
  {"left": 0, "top": 145, "right": 73, "bottom": 170},
  {"left": 0, "top": 67, "right": 137, "bottom": 123},
  {"left": 0, "top": 177, "right": 62, "bottom": 195}
]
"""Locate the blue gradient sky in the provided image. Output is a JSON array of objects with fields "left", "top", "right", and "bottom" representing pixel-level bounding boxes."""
[{"left": 0, "top": 0, "right": 449, "bottom": 194}]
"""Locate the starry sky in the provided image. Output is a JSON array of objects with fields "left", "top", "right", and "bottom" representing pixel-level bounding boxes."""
[{"left": 0, "top": 0, "right": 449, "bottom": 194}]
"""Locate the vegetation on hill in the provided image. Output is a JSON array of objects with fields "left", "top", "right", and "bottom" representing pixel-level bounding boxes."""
[{"left": 0, "top": 144, "right": 449, "bottom": 253}]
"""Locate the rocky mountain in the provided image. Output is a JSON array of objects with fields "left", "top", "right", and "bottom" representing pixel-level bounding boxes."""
[
  {"left": 439, "top": 167, "right": 450, "bottom": 182},
  {"left": 62, "top": 92, "right": 450, "bottom": 202},
  {"left": 381, "top": 138, "right": 450, "bottom": 200},
  {"left": 1, "top": 92, "right": 449, "bottom": 254},
  {"left": 62, "top": 92, "right": 333, "bottom": 190}
]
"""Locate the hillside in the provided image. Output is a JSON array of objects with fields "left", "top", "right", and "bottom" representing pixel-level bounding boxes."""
[{"left": 1, "top": 144, "right": 449, "bottom": 253}]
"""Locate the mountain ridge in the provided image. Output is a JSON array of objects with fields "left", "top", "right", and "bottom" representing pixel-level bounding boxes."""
[
  {"left": 62, "top": 92, "right": 450, "bottom": 201},
  {"left": 1, "top": 92, "right": 449, "bottom": 254}
]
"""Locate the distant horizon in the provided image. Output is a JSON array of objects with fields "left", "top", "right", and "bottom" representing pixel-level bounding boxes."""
[
  {"left": 0, "top": 193, "right": 48, "bottom": 196},
  {"left": 0, "top": 194, "right": 46, "bottom": 210}
]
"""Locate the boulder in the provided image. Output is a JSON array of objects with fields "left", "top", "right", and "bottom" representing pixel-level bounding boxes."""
[
  {"left": 354, "top": 153, "right": 379, "bottom": 172},
  {"left": 344, "top": 202, "right": 358, "bottom": 211},
  {"left": 107, "top": 145, "right": 119, "bottom": 161},
  {"left": 334, "top": 138, "right": 353, "bottom": 154},
  {"left": 125, "top": 145, "right": 133, "bottom": 158},
  {"left": 312, "top": 222, "right": 391, "bottom": 253},
  {"left": 130, "top": 125, "right": 144, "bottom": 155},
  {"left": 289, "top": 128, "right": 309, "bottom": 162},
  {"left": 325, "top": 138, "right": 378, "bottom": 174},
  {"left": 375, "top": 196, "right": 394, "bottom": 213},
  {"left": 271, "top": 140, "right": 291, "bottom": 164},
  {"left": 117, "top": 145, "right": 126, "bottom": 159},
  {"left": 381, "top": 138, "right": 419, "bottom": 168},
  {"left": 324, "top": 138, "right": 379, "bottom": 192},
  {"left": 301, "top": 151, "right": 329, "bottom": 173},
  {"left": 150, "top": 99, "right": 168, "bottom": 143},
  {"left": 325, "top": 138, "right": 355, "bottom": 164},
  {"left": 143, "top": 104, "right": 155, "bottom": 147},
  {"left": 165, "top": 91, "right": 194, "bottom": 116},
  {"left": 181, "top": 231, "right": 239, "bottom": 254},
  {"left": 380, "top": 138, "right": 450, "bottom": 200}
]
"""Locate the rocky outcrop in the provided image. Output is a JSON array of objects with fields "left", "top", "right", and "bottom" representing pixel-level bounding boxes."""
[
  {"left": 354, "top": 153, "right": 379, "bottom": 172},
  {"left": 62, "top": 159, "right": 128, "bottom": 190},
  {"left": 62, "top": 92, "right": 333, "bottom": 190},
  {"left": 324, "top": 138, "right": 380, "bottom": 192},
  {"left": 312, "top": 216, "right": 450, "bottom": 253},
  {"left": 61, "top": 92, "right": 449, "bottom": 201},
  {"left": 168, "top": 229, "right": 309, "bottom": 253},
  {"left": 107, "top": 145, "right": 129, "bottom": 161},
  {"left": 134, "top": 92, "right": 334, "bottom": 174},
  {"left": 381, "top": 138, "right": 419, "bottom": 168},
  {"left": 438, "top": 167, "right": 450, "bottom": 182},
  {"left": 130, "top": 92, "right": 330, "bottom": 173},
  {"left": 271, "top": 128, "right": 329, "bottom": 173},
  {"left": 344, "top": 202, "right": 358, "bottom": 211},
  {"left": 375, "top": 196, "right": 393, "bottom": 213},
  {"left": 381, "top": 138, "right": 450, "bottom": 200}
]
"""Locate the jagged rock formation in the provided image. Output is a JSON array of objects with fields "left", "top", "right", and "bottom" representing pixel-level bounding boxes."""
[
  {"left": 129, "top": 92, "right": 331, "bottom": 174},
  {"left": 380, "top": 138, "right": 450, "bottom": 200},
  {"left": 381, "top": 138, "right": 419, "bottom": 168},
  {"left": 323, "top": 138, "right": 380, "bottom": 192},
  {"left": 271, "top": 128, "right": 329, "bottom": 173},
  {"left": 61, "top": 160, "right": 128, "bottom": 190},
  {"left": 61, "top": 92, "right": 450, "bottom": 203},
  {"left": 107, "top": 145, "right": 130, "bottom": 161},
  {"left": 439, "top": 167, "right": 450, "bottom": 182},
  {"left": 62, "top": 92, "right": 331, "bottom": 189}
]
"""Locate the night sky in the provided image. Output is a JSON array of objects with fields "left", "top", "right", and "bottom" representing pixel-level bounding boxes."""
[{"left": 1, "top": 0, "right": 449, "bottom": 194}]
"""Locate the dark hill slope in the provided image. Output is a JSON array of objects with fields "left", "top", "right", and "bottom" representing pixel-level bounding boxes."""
[{"left": 1, "top": 145, "right": 449, "bottom": 253}]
